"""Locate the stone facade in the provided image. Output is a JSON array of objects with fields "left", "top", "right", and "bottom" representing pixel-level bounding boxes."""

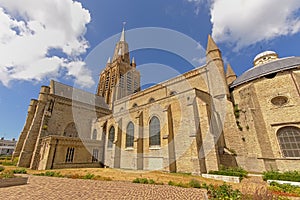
[
  {"left": 0, "top": 138, "right": 17, "bottom": 156},
  {"left": 14, "top": 29, "right": 300, "bottom": 173}
]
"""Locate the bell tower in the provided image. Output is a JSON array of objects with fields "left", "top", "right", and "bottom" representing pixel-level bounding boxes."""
[{"left": 96, "top": 25, "right": 140, "bottom": 108}]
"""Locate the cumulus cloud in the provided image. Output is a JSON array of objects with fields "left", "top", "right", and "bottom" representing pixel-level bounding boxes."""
[
  {"left": 187, "top": 0, "right": 300, "bottom": 50},
  {"left": 0, "top": 0, "right": 94, "bottom": 87},
  {"left": 210, "top": 0, "right": 300, "bottom": 50}
]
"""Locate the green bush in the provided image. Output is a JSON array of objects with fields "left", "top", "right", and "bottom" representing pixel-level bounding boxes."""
[
  {"left": 35, "top": 171, "right": 63, "bottom": 177},
  {"left": 133, "top": 178, "right": 148, "bottom": 184},
  {"left": 168, "top": 180, "right": 175, "bottom": 186},
  {"left": 12, "top": 168, "right": 27, "bottom": 174},
  {"left": 263, "top": 170, "right": 300, "bottom": 182},
  {"left": 209, "top": 166, "right": 248, "bottom": 180},
  {"left": 269, "top": 181, "right": 300, "bottom": 196},
  {"left": 148, "top": 179, "right": 155, "bottom": 184},
  {"left": 189, "top": 179, "right": 201, "bottom": 188},
  {"left": 0, "top": 171, "right": 15, "bottom": 179},
  {"left": 205, "top": 183, "right": 242, "bottom": 199},
  {"left": 0, "top": 166, "right": 4, "bottom": 172},
  {"left": 83, "top": 173, "right": 95, "bottom": 179},
  {"left": 1, "top": 161, "right": 14, "bottom": 166}
]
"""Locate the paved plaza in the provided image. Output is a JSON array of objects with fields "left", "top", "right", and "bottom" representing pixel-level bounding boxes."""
[{"left": 0, "top": 175, "right": 208, "bottom": 200}]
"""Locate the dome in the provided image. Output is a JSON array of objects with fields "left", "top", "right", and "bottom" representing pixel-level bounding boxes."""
[
  {"left": 231, "top": 56, "right": 300, "bottom": 88},
  {"left": 253, "top": 51, "right": 278, "bottom": 67},
  {"left": 253, "top": 51, "right": 277, "bottom": 62}
]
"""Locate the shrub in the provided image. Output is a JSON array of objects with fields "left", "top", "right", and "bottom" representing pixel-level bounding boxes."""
[
  {"left": 0, "top": 171, "right": 15, "bottom": 179},
  {"left": 189, "top": 179, "right": 201, "bottom": 188},
  {"left": 133, "top": 178, "right": 149, "bottom": 184},
  {"left": 0, "top": 166, "right": 4, "bottom": 172},
  {"left": 1, "top": 161, "right": 14, "bottom": 166},
  {"left": 83, "top": 173, "right": 95, "bottom": 179},
  {"left": 168, "top": 180, "right": 175, "bottom": 186},
  {"left": 167, "top": 180, "right": 188, "bottom": 188},
  {"left": 269, "top": 181, "right": 300, "bottom": 196},
  {"left": 206, "top": 183, "right": 242, "bottom": 199},
  {"left": 35, "top": 171, "right": 63, "bottom": 177},
  {"left": 209, "top": 166, "right": 248, "bottom": 180},
  {"left": 148, "top": 179, "right": 155, "bottom": 184},
  {"left": 263, "top": 170, "right": 300, "bottom": 182},
  {"left": 12, "top": 168, "right": 27, "bottom": 174}
]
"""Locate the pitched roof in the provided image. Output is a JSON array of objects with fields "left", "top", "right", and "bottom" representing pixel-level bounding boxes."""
[
  {"left": 50, "top": 80, "right": 109, "bottom": 109},
  {"left": 230, "top": 57, "right": 300, "bottom": 88}
]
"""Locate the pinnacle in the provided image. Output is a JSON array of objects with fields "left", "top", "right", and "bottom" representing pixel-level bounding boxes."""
[
  {"left": 120, "top": 22, "right": 126, "bottom": 42},
  {"left": 226, "top": 63, "right": 236, "bottom": 77},
  {"left": 206, "top": 34, "right": 219, "bottom": 53}
]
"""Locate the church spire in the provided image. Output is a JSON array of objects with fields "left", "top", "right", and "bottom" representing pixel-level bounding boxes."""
[
  {"left": 112, "top": 23, "right": 130, "bottom": 63},
  {"left": 120, "top": 22, "right": 126, "bottom": 42}
]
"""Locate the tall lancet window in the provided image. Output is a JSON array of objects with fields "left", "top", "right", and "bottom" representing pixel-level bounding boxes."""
[{"left": 149, "top": 116, "right": 161, "bottom": 146}]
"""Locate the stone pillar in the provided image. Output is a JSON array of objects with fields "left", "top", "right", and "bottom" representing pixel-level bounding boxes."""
[
  {"left": 164, "top": 105, "right": 177, "bottom": 173},
  {"left": 18, "top": 86, "right": 50, "bottom": 168},
  {"left": 136, "top": 111, "right": 144, "bottom": 170},
  {"left": 114, "top": 118, "right": 122, "bottom": 168},
  {"left": 12, "top": 99, "right": 38, "bottom": 159},
  {"left": 197, "top": 97, "right": 220, "bottom": 172}
]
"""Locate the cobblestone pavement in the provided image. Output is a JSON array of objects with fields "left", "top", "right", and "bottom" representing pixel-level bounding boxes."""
[{"left": 0, "top": 175, "right": 208, "bottom": 200}]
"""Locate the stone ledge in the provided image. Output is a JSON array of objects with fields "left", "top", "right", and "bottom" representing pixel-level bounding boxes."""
[
  {"left": 0, "top": 177, "right": 29, "bottom": 188},
  {"left": 202, "top": 174, "right": 240, "bottom": 183}
]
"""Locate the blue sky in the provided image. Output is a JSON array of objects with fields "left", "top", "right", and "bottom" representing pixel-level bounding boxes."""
[{"left": 0, "top": 0, "right": 300, "bottom": 139}]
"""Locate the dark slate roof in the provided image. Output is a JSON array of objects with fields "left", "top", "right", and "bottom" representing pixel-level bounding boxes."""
[
  {"left": 51, "top": 80, "right": 109, "bottom": 109},
  {"left": 231, "top": 57, "right": 300, "bottom": 88}
]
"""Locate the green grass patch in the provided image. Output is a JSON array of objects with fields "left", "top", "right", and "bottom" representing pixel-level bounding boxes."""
[{"left": 12, "top": 168, "right": 27, "bottom": 174}]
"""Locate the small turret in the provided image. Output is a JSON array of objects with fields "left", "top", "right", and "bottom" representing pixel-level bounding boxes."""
[
  {"left": 206, "top": 35, "right": 229, "bottom": 98},
  {"left": 38, "top": 86, "right": 50, "bottom": 102},
  {"left": 131, "top": 57, "right": 136, "bottom": 68},
  {"left": 253, "top": 51, "right": 278, "bottom": 67},
  {"left": 226, "top": 63, "right": 237, "bottom": 85},
  {"left": 107, "top": 57, "right": 111, "bottom": 64}
]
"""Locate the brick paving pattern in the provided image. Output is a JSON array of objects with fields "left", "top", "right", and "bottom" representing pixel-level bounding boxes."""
[{"left": 0, "top": 175, "right": 208, "bottom": 200}]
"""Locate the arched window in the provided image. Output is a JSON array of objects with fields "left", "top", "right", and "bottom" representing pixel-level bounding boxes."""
[
  {"left": 92, "top": 129, "right": 97, "bottom": 140},
  {"left": 149, "top": 116, "right": 161, "bottom": 146},
  {"left": 63, "top": 122, "right": 78, "bottom": 137},
  {"left": 277, "top": 126, "right": 300, "bottom": 157},
  {"left": 126, "top": 122, "right": 134, "bottom": 148},
  {"left": 108, "top": 126, "right": 115, "bottom": 148}
]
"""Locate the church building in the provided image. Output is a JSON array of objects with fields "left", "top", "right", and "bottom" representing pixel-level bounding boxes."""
[{"left": 13, "top": 27, "right": 300, "bottom": 173}]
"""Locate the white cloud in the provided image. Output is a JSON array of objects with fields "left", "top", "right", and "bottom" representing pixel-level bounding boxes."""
[
  {"left": 0, "top": 0, "right": 94, "bottom": 87},
  {"left": 186, "top": 0, "right": 208, "bottom": 14},
  {"left": 210, "top": 0, "right": 300, "bottom": 50}
]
